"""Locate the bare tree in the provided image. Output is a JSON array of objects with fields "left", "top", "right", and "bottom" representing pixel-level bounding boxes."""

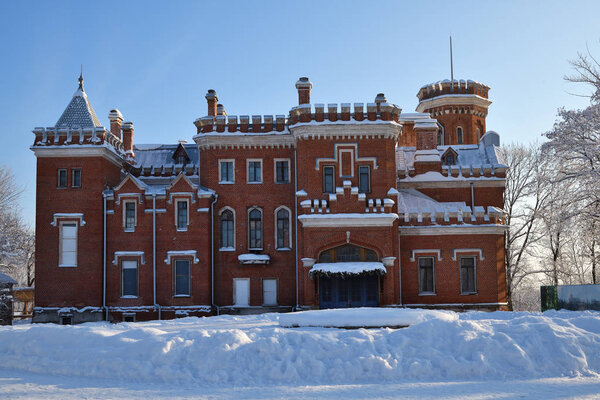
[
  {"left": 0, "top": 166, "right": 33, "bottom": 286},
  {"left": 500, "top": 142, "right": 549, "bottom": 310}
]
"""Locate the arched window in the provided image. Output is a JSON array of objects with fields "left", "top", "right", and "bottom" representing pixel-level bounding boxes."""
[
  {"left": 275, "top": 207, "right": 290, "bottom": 249},
  {"left": 220, "top": 209, "right": 234, "bottom": 249},
  {"left": 456, "top": 127, "right": 463, "bottom": 144},
  {"left": 318, "top": 244, "right": 378, "bottom": 263},
  {"left": 248, "top": 208, "right": 263, "bottom": 250}
]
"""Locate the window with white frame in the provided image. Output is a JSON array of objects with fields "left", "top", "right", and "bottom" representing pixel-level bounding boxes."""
[
  {"left": 175, "top": 199, "right": 189, "bottom": 231},
  {"left": 174, "top": 259, "right": 191, "bottom": 296},
  {"left": 248, "top": 208, "right": 263, "bottom": 250},
  {"left": 358, "top": 165, "right": 371, "bottom": 193},
  {"left": 460, "top": 256, "right": 477, "bottom": 294},
  {"left": 418, "top": 256, "right": 435, "bottom": 294},
  {"left": 247, "top": 160, "right": 262, "bottom": 183},
  {"left": 219, "top": 160, "right": 234, "bottom": 183},
  {"left": 124, "top": 201, "right": 136, "bottom": 232},
  {"left": 274, "top": 159, "right": 290, "bottom": 184},
  {"left": 71, "top": 168, "right": 81, "bottom": 188},
  {"left": 456, "top": 127, "right": 463, "bottom": 144},
  {"left": 275, "top": 207, "right": 290, "bottom": 249},
  {"left": 323, "top": 165, "right": 335, "bottom": 194},
  {"left": 59, "top": 222, "right": 77, "bottom": 267},
  {"left": 220, "top": 209, "right": 235, "bottom": 249},
  {"left": 121, "top": 260, "right": 138, "bottom": 297},
  {"left": 57, "top": 169, "right": 67, "bottom": 188}
]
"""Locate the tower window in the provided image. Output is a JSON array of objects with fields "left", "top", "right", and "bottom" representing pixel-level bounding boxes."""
[{"left": 457, "top": 127, "right": 463, "bottom": 144}]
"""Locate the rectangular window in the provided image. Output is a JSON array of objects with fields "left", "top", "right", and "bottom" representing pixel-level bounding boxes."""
[
  {"left": 323, "top": 166, "right": 335, "bottom": 194},
  {"left": 71, "top": 168, "right": 81, "bottom": 188},
  {"left": 121, "top": 260, "right": 138, "bottom": 297},
  {"left": 263, "top": 279, "right": 277, "bottom": 306},
  {"left": 219, "top": 160, "right": 234, "bottom": 183},
  {"left": 59, "top": 222, "right": 77, "bottom": 267},
  {"left": 247, "top": 160, "right": 262, "bottom": 183},
  {"left": 275, "top": 160, "right": 290, "bottom": 184},
  {"left": 124, "top": 201, "right": 136, "bottom": 232},
  {"left": 358, "top": 165, "right": 371, "bottom": 193},
  {"left": 176, "top": 200, "right": 188, "bottom": 230},
  {"left": 460, "top": 257, "right": 477, "bottom": 294},
  {"left": 57, "top": 169, "right": 67, "bottom": 188},
  {"left": 418, "top": 257, "right": 435, "bottom": 294},
  {"left": 174, "top": 260, "right": 191, "bottom": 296}
]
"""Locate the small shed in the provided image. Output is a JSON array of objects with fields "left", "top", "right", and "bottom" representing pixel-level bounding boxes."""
[{"left": 0, "top": 272, "right": 17, "bottom": 325}]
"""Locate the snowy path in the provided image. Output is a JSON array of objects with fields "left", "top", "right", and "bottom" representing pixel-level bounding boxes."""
[{"left": 1, "top": 309, "right": 599, "bottom": 399}]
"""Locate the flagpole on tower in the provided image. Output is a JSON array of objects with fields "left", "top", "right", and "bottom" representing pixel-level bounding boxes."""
[{"left": 450, "top": 35, "right": 454, "bottom": 91}]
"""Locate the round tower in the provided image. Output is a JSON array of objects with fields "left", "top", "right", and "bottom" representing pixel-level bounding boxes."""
[{"left": 415, "top": 79, "right": 491, "bottom": 146}]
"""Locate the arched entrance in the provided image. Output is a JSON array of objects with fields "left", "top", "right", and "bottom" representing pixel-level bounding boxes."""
[{"left": 310, "top": 244, "right": 385, "bottom": 309}]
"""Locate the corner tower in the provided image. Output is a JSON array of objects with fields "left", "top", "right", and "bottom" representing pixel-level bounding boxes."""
[{"left": 416, "top": 79, "right": 491, "bottom": 146}]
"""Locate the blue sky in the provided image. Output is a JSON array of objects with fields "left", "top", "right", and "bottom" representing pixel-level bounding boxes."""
[{"left": 1, "top": 0, "right": 599, "bottom": 226}]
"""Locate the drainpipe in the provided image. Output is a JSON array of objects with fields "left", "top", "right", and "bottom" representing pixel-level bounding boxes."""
[
  {"left": 294, "top": 148, "right": 299, "bottom": 310},
  {"left": 153, "top": 194, "right": 161, "bottom": 320},
  {"left": 397, "top": 192, "right": 402, "bottom": 306},
  {"left": 210, "top": 194, "right": 219, "bottom": 315},
  {"left": 103, "top": 192, "right": 108, "bottom": 321}
]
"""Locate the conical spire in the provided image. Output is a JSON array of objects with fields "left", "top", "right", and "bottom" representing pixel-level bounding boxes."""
[{"left": 54, "top": 73, "right": 101, "bottom": 128}]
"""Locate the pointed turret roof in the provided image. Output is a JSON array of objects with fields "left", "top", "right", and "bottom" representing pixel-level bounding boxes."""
[{"left": 55, "top": 73, "right": 101, "bottom": 128}]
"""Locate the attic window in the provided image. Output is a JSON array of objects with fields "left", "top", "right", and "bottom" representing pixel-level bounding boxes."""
[
  {"left": 177, "top": 155, "right": 186, "bottom": 165},
  {"left": 442, "top": 148, "right": 458, "bottom": 166}
]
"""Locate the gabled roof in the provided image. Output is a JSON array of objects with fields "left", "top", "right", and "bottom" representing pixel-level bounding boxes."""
[
  {"left": 132, "top": 144, "right": 199, "bottom": 170},
  {"left": 55, "top": 75, "right": 101, "bottom": 128}
]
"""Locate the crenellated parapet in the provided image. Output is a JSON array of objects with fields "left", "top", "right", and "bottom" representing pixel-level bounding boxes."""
[
  {"left": 31, "top": 126, "right": 124, "bottom": 153},
  {"left": 417, "top": 79, "right": 490, "bottom": 102}
]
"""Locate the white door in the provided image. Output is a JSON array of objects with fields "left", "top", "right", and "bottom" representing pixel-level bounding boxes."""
[
  {"left": 263, "top": 279, "right": 277, "bottom": 306},
  {"left": 234, "top": 278, "right": 250, "bottom": 306}
]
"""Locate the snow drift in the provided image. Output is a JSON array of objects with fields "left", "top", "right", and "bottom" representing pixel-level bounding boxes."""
[{"left": 0, "top": 309, "right": 599, "bottom": 386}]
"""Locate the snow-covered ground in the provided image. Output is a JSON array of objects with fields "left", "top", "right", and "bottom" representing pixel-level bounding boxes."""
[{"left": 1, "top": 309, "right": 600, "bottom": 399}]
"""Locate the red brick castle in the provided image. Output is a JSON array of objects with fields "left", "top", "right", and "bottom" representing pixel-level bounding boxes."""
[{"left": 31, "top": 74, "right": 507, "bottom": 323}]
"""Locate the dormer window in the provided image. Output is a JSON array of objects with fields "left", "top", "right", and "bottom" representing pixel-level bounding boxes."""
[
  {"left": 442, "top": 148, "right": 458, "bottom": 166},
  {"left": 177, "top": 155, "right": 186, "bottom": 165}
]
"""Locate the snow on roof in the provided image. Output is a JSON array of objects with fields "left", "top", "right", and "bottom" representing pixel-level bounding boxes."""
[
  {"left": 309, "top": 262, "right": 386, "bottom": 276},
  {"left": 133, "top": 143, "right": 199, "bottom": 170},
  {"left": 55, "top": 86, "right": 101, "bottom": 128},
  {"left": 396, "top": 139, "right": 506, "bottom": 173},
  {"left": 0, "top": 271, "right": 17, "bottom": 285},
  {"left": 396, "top": 188, "right": 467, "bottom": 214}
]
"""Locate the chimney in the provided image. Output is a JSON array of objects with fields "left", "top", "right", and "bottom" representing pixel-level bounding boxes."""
[
  {"left": 375, "top": 93, "right": 386, "bottom": 112},
  {"left": 413, "top": 120, "right": 441, "bottom": 174},
  {"left": 295, "top": 77, "right": 312, "bottom": 105},
  {"left": 217, "top": 103, "right": 227, "bottom": 116},
  {"left": 108, "top": 109, "right": 123, "bottom": 140},
  {"left": 205, "top": 89, "right": 218, "bottom": 117},
  {"left": 122, "top": 121, "right": 134, "bottom": 158}
]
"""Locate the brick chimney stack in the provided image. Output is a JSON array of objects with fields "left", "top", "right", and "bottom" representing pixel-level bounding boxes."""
[
  {"left": 413, "top": 119, "right": 441, "bottom": 174},
  {"left": 122, "top": 121, "right": 134, "bottom": 158},
  {"left": 295, "top": 77, "right": 312, "bottom": 105},
  {"left": 108, "top": 109, "right": 123, "bottom": 140},
  {"left": 375, "top": 93, "right": 387, "bottom": 113},
  {"left": 206, "top": 89, "right": 218, "bottom": 117},
  {"left": 216, "top": 103, "right": 227, "bottom": 116}
]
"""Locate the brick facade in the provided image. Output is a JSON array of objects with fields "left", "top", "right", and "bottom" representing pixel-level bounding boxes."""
[{"left": 31, "top": 75, "right": 507, "bottom": 323}]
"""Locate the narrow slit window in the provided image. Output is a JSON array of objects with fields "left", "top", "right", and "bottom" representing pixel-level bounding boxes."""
[
  {"left": 358, "top": 165, "right": 371, "bottom": 193},
  {"left": 248, "top": 208, "right": 263, "bottom": 250},
  {"left": 176, "top": 200, "right": 188, "bottom": 230},
  {"left": 174, "top": 259, "right": 191, "bottom": 296},
  {"left": 276, "top": 208, "right": 290, "bottom": 249},
  {"left": 220, "top": 209, "right": 234, "bottom": 249},
  {"left": 121, "top": 260, "right": 138, "bottom": 297},
  {"left": 59, "top": 222, "right": 77, "bottom": 267},
  {"left": 323, "top": 166, "right": 335, "bottom": 194},
  {"left": 57, "top": 169, "right": 67, "bottom": 188},
  {"left": 71, "top": 168, "right": 81, "bottom": 188},
  {"left": 457, "top": 127, "right": 463, "bottom": 144},
  {"left": 124, "top": 202, "right": 136, "bottom": 231}
]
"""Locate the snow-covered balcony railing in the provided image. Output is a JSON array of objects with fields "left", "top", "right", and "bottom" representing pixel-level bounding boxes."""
[
  {"left": 308, "top": 262, "right": 387, "bottom": 277},
  {"left": 298, "top": 182, "right": 395, "bottom": 214},
  {"left": 238, "top": 254, "right": 270, "bottom": 265}
]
